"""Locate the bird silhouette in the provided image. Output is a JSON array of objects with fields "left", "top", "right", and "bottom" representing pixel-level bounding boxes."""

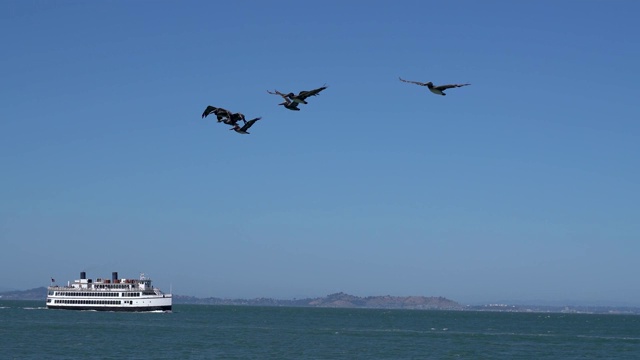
[{"left": 399, "top": 77, "right": 470, "bottom": 96}]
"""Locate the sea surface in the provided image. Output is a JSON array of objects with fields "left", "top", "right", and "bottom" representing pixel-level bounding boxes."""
[{"left": 1, "top": 300, "right": 640, "bottom": 359}]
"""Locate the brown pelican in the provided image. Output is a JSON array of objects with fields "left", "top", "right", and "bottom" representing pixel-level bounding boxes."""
[
  {"left": 267, "top": 90, "right": 300, "bottom": 111},
  {"left": 284, "top": 85, "right": 328, "bottom": 104},
  {"left": 230, "top": 117, "right": 261, "bottom": 134},
  {"left": 399, "top": 77, "right": 470, "bottom": 96},
  {"left": 202, "top": 105, "right": 233, "bottom": 121}
]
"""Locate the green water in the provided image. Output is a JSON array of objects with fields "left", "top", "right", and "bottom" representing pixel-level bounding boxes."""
[{"left": 1, "top": 300, "right": 639, "bottom": 359}]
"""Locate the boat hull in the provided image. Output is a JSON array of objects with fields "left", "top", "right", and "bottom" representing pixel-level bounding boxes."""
[{"left": 46, "top": 305, "right": 172, "bottom": 312}]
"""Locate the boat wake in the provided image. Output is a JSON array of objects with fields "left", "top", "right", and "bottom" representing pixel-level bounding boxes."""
[{"left": 142, "top": 310, "right": 171, "bottom": 314}]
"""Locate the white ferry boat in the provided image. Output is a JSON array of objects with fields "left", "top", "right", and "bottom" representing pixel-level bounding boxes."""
[{"left": 46, "top": 272, "right": 172, "bottom": 312}]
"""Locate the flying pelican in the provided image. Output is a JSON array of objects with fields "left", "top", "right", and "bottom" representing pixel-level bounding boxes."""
[
  {"left": 399, "top": 77, "right": 470, "bottom": 96},
  {"left": 283, "top": 85, "right": 328, "bottom": 104},
  {"left": 230, "top": 117, "right": 262, "bottom": 134},
  {"left": 267, "top": 90, "right": 300, "bottom": 111}
]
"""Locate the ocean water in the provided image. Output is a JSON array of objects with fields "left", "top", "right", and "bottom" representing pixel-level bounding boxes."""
[{"left": 1, "top": 301, "right": 639, "bottom": 359}]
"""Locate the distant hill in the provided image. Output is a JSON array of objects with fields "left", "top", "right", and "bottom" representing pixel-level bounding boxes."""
[
  {"left": 0, "top": 287, "right": 47, "bottom": 300},
  {"left": 173, "top": 292, "right": 464, "bottom": 310}
]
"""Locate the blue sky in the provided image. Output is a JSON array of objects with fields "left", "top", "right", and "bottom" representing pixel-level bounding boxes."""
[{"left": 1, "top": 1, "right": 639, "bottom": 306}]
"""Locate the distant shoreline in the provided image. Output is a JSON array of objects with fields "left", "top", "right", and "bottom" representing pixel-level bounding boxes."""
[{"left": 2, "top": 288, "right": 639, "bottom": 314}]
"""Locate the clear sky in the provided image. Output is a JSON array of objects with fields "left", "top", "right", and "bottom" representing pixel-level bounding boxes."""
[{"left": 1, "top": 1, "right": 639, "bottom": 306}]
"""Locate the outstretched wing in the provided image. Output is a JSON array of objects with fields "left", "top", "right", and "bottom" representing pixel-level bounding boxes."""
[
  {"left": 436, "top": 83, "right": 471, "bottom": 90},
  {"left": 202, "top": 105, "right": 217, "bottom": 118},
  {"left": 241, "top": 117, "right": 262, "bottom": 131},
  {"left": 399, "top": 77, "right": 428, "bottom": 86},
  {"left": 297, "top": 85, "right": 328, "bottom": 100},
  {"left": 267, "top": 89, "right": 289, "bottom": 100}
]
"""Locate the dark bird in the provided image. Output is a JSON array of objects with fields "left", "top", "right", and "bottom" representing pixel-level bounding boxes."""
[
  {"left": 202, "top": 105, "right": 232, "bottom": 121},
  {"left": 267, "top": 90, "right": 300, "bottom": 111},
  {"left": 284, "top": 85, "right": 328, "bottom": 104},
  {"left": 230, "top": 117, "right": 261, "bottom": 134},
  {"left": 399, "top": 77, "right": 470, "bottom": 96}
]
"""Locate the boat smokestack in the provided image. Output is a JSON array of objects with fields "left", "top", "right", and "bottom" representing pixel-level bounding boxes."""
[
  {"left": 80, "top": 271, "right": 86, "bottom": 280},
  {"left": 112, "top": 272, "right": 118, "bottom": 282}
]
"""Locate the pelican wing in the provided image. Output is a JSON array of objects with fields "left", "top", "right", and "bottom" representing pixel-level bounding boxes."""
[
  {"left": 436, "top": 83, "right": 471, "bottom": 90},
  {"left": 202, "top": 105, "right": 217, "bottom": 118},
  {"left": 240, "top": 117, "right": 261, "bottom": 132},
  {"left": 399, "top": 77, "right": 428, "bottom": 86},
  {"left": 297, "top": 85, "right": 327, "bottom": 100},
  {"left": 267, "top": 89, "right": 289, "bottom": 100}
]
